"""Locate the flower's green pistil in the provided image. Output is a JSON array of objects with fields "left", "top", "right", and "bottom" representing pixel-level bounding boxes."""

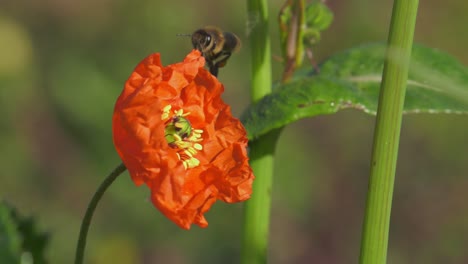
[{"left": 163, "top": 105, "right": 203, "bottom": 169}]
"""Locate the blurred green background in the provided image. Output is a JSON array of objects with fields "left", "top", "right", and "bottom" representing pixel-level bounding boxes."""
[{"left": 1, "top": 0, "right": 467, "bottom": 263}]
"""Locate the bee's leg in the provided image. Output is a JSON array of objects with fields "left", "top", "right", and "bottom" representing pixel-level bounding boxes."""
[
  {"left": 209, "top": 66, "right": 219, "bottom": 77},
  {"left": 205, "top": 60, "right": 218, "bottom": 76},
  {"left": 215, "top": 53, "right": 232, "bottom": 69}
]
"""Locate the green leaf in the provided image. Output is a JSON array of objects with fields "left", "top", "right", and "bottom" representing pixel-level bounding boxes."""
[
  {"left": 305, "top": 1, "right": 333, "bottom": 31},
  {"left": 0, "top": 202, "right": 49, "bottom": 264},
  {"left": 0, "top": 202, "right": 21, "bottom": 264},
  {"left": 12, "top": 211, "right": 49, "bottom": 264},
  {"left": 242, "top": 43, "right": 468, "bottom": 140}
]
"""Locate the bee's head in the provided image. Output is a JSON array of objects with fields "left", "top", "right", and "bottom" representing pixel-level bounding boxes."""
[{"left": 191, "top": 29, "right": 212, "bottom": 52}]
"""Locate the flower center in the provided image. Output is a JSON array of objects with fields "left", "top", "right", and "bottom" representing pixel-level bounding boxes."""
[{"left": 163, "top": 105, "right": 203, "bottom": 169}]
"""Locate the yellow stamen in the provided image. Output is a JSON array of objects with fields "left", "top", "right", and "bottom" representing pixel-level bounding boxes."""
[
  {"left": 162, "top": 106, "right": 204, "bottom": 169},
  {"left": 162, "top": 105, "right": 172, "bottom": 121}
]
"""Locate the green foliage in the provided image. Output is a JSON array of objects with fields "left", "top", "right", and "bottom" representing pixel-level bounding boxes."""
[
  {"left": 0, "top": 202, "right": 21, "bottom": 264},
  {"left": 302, "top": 1, "right": 334, "bottom": 46},
  {"left": 0, "top": 202, "right": 49, "bottom": 264},
  {"left": 242, "top": 43, "right": 468, "bottom": 139},
  {"left": 278, "top": 0, "right": 333, "bottom": 78}
]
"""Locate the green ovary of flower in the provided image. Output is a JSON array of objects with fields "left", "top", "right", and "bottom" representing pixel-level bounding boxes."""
[{"left": 165, "top": 116, "right": 192, "bottom": 147}]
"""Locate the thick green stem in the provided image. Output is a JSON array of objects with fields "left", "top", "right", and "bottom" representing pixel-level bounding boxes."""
[
  {"left": 241, "top": 130, "right": 280, "bottom": 264},
  {"left": 241, "top": 0, "right": 275, "bottom": 264},
  {"left": 247, "top": 0, "right": 272, "bottom": 102},
  {"left": 74, "top": 163, "right": 126, "bottom": 264},
  {"left": 359, "top": 0, "right": 419, "bottom": 263}
]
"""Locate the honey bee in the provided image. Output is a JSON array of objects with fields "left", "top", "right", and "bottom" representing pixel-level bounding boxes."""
[{"left": 191, "top": 26, "right": 241, "bottom": 77}]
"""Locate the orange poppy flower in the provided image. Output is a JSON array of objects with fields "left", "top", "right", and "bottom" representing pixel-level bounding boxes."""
[{"left": 112, "top": 50, "right": 254, "bottom": 229}]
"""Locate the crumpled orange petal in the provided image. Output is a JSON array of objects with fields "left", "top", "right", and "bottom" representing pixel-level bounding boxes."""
[{"left": 112, "top": 50, "right": 254, "bottom": 229}]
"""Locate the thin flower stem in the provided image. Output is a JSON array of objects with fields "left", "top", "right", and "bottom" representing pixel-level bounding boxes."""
[
  {"left": 74, "top": 162, "right": 127, "bottom": 264},
  {"left": 241, "top": 0, "right": 275, "bottom": 263},
  {"left": 359, "top": 0, "right": 419, "bottom": 263}
]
